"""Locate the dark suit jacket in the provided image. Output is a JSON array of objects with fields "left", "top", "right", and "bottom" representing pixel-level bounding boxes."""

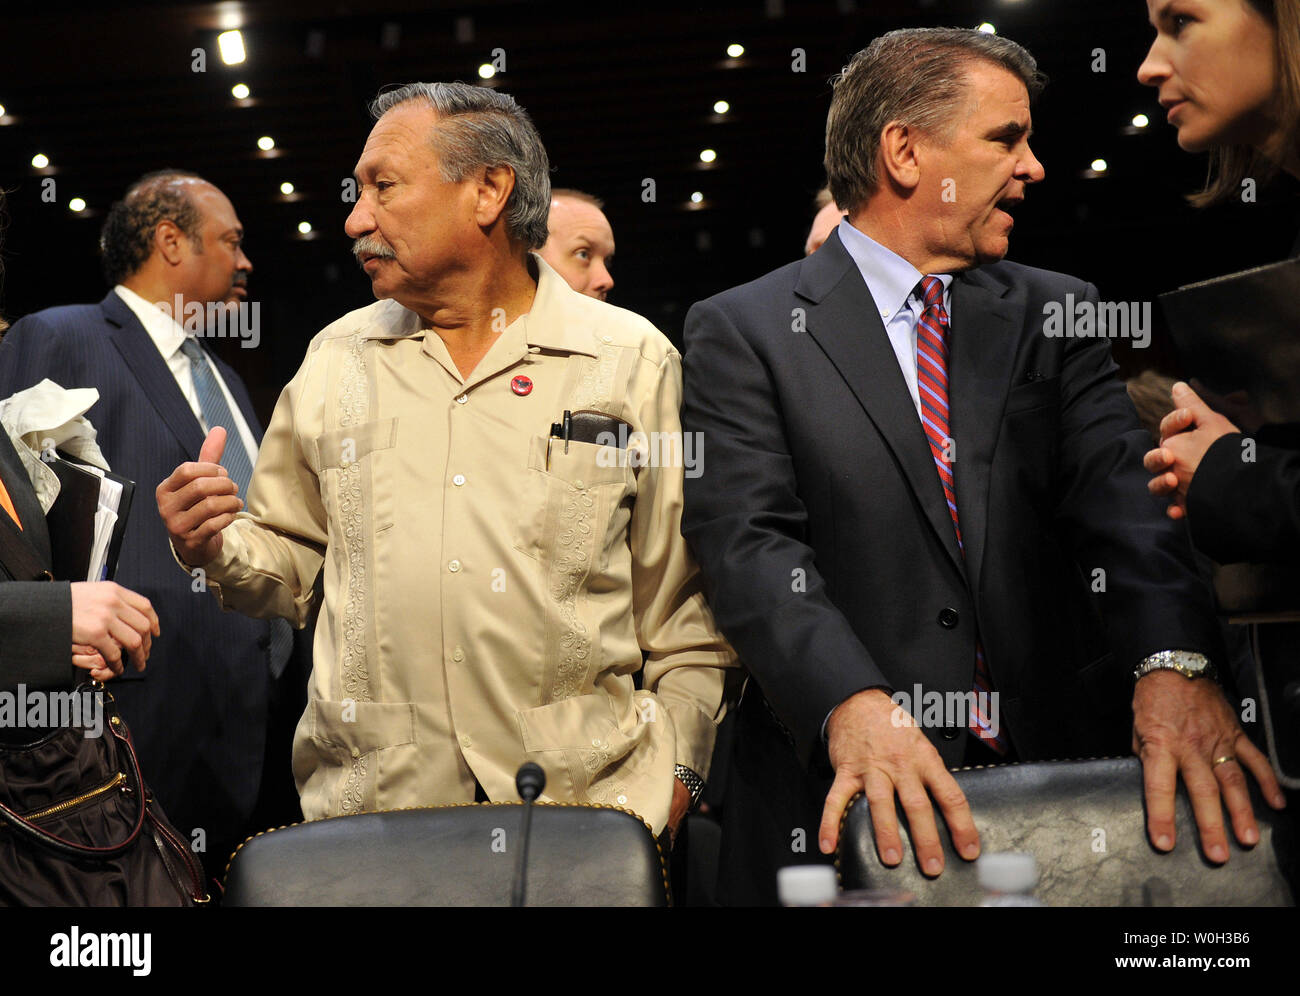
[
  {"left": 0, "top": 429, "right": 72, "bottom": 693},
  {"left": 1184, "top": 221, "right": 1300, "bottom": 564},
  {"left": 0, "top": 291, "right": 275, "bottom": 848},
  {"left": 681, "top": 230, "right": 1223, "bottom": 904}
]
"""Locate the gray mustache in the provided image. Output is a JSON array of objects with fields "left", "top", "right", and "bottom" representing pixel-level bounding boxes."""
[{"left": 353, "top": 237, "right": 396, "bottom": 261}]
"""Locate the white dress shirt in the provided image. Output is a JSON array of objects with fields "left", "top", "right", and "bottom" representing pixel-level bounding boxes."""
[{"left": 113, "top": 285, "right": 259, "bottom": 460}]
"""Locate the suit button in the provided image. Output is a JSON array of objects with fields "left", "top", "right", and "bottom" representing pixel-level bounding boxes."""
[
  {"left": 938, "top": 608, "right": 959, "bottom": 629},
  {"left": 941, "top": 727, "right": 961, "bottom": 741}
]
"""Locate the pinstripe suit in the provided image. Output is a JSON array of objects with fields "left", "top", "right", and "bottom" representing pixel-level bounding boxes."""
[{"left": 0, "top": 291, "right": 285, "bottom": 868}]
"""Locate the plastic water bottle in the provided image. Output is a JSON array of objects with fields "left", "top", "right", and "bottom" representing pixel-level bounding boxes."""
[{"left": 977, "top": 852, "right": 1044, "bottom": 906}]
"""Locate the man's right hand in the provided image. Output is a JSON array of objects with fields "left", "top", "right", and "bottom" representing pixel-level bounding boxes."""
[
  {"left": 69, "top": 581, "right": 160, "bottom": 678},
  {"left": 156, "top": 427, "right": 243, "bottom": 567},
  {"left": 818, "top": 688, "right": 980, "bottom": 876}
]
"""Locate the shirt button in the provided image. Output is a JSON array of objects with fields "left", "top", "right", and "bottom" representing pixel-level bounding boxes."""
[
  {"left": 573, "top": 479, "right": 584, "bottom": 489},
  {"left": 455, "top": 394, "right": 468, "bottom": 405},
  {"left": 938, "top": 607, "right": 959, "bottom": 629},
  {"left": 591, "top": 738, "right": 603, "bottom": 748},
  {"left": 452, "top": 646, "right": 465, "bottom": 662},
  {"left": 350, "top": 746, "right": 360, "bottom": 758},
  {"left": 616, "top": 795, "right": 628, "bottom": 806},
  {"left": 601, "top": 335, "right": 613, "bottom": 344},
  {"left": 448, "top": 559, "right": 461, "bottom": 573},
  {"left": 452, "top": 474, "right": 466, "bottom": 486},
  {"left": 460, "top": 735, "right": 472, "bottom": 749}
]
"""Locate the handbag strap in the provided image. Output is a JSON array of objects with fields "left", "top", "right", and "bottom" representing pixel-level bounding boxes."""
[
  {"left": 0, "top": 512, "right": 52, "bottom": 582},
  {"left": 0, "top": 692, "right": 149, "bottom": 859}
]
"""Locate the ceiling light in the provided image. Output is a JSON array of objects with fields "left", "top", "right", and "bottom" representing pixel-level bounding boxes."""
[
  {"left": 69, "top": 198, "right": 86, "bottom": 212},
  {"left": 231, "top": 83, "right": 250, "bottom": 100},
  {"left": 280, "top": 182, "right": 295, "bottom": 195},
  {"left": 217, "top": 30, "right": 246, "bottom": 65},
  {"left": 257, "top": 135, "right": 275, "bottom": 151},
  {"left": 713, "top": 100, "right": 730, "bottom": 114},
  {"left": 478, "top": 63, "right": 496, "bottom": 80},
  {"left": 726, "top": 43, "right": 744, "bottom": 58},
  {"left": 699, "top": 149, "right": 717, "bottom": 163},
  {"left": 31, "top": 153, "right": 48, "bottom": 168},
  {"left": 298, "top": 221, "right": 313, "bottom": 234}
]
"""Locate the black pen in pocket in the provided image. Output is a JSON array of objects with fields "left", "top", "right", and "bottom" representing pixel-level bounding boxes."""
[{"left": 546, "top": 410, "right": 573, "bottom": 470}]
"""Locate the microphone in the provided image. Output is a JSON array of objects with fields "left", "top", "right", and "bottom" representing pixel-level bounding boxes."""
[
  {"left": 516, "top": 762, "right": 545, "bottom": 803},
  {"left": 511, "top": 762, "right": 546, "bottom": 907}
]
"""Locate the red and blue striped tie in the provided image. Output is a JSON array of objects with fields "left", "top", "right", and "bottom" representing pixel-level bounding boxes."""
[{"left": 915, "top": 275, "right": 1007, "bottom": 754}]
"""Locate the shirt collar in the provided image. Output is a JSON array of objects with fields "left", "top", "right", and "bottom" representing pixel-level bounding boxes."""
[
  {"left": 114, "top": 284, "right": 190, "bottom": 361},
  {"left": 836, "top": 218, "right": 952, "bottom": 322}
]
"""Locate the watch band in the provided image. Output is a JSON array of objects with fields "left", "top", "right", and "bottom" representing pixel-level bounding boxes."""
[
  {"left": 1133, "top": 649, "right": 1218, "bottom": 683},
  {"left": 674, "top": 764, "right": 705, "bottom": 810}
]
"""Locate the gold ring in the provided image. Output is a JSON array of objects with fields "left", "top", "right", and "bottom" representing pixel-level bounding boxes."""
[{"left": 1212, "top": 755, "right": 1237, "bottom": 768}]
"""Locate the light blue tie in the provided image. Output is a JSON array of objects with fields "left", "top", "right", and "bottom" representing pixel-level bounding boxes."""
[
  {"left": 180, "top": 336, "right": 293, "bottom": 678},
  {"left": 180, "top": 337, "right": 254, "bottom": 500}
]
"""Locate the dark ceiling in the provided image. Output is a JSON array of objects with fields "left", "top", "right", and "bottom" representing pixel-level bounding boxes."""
[{"left": 2, "top": 0, "right": 1297, "bottom": 419}]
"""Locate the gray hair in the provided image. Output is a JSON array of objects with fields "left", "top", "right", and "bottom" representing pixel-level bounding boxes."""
[
  {"left": 825, "top": 28, "right": 1045, "bottom": 213},
  {"left": 369, "top": 82, "right": 551, "bottom": 249}
]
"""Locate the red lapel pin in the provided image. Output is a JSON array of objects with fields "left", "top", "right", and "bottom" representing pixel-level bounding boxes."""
[{"left": 511, "top": 375, "right": 533, "bottom": 396}]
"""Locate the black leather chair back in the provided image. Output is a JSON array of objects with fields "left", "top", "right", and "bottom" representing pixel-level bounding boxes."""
[
  {"left": 223, "top": 803, "right": 669, "bottom": 906},
  {"left": 837, "top": 758, "right": 1296, "bottom": 906}
]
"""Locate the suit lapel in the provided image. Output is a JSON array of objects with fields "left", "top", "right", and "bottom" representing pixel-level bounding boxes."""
[
  {"left": 947, "top": 267, "right": 1020, "bottom": 600},
  {"left": 100, "top": 291, "right": 206, "bottom": 457},
  {"left": 799, "top": 231, "right": 964, "bottom": 575},
  {"left": 0, "top": 428, "right": 53, "bottom": 568}
]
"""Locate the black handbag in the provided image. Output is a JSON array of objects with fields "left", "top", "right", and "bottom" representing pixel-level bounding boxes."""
[
  {"left": 0, "top": 504, "right": 207, "bottom": 906},
  {"left": 0, "top": 683, "right": 209, "bottom": 906}
]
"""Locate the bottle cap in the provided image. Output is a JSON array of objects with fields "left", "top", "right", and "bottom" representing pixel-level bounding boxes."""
[
  {"left": 777, "top": 865, "right": 838, "bottom": 906},
  {"left": 977, "top": 852, "right": 1038, "bottom": 893}
]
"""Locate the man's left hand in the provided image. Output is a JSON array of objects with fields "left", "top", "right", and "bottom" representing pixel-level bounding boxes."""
[
  {"left": 1132, "top": 670, "right": 1286, "bottom": 862},
  {"left": 666, "top": 777, "right": 691, "bottom": 846},
  {"left": 1144, "top": 381, "right": 1240, "bottom": 519}
]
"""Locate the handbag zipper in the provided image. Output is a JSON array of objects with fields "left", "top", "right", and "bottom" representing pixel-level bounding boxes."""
[{"left": 17, "top": 772, "right": 127, "bottom": 822}]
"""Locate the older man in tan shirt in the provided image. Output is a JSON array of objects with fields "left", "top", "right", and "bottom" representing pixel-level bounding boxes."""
[{"left": 158, "top": 82, "right": 736, "bottom": 838}]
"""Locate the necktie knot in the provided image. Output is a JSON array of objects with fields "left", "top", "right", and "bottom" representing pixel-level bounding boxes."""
[
  {"left": 919, "top": 275, "right": 946, "bottom": 313},
  {"left": 179, "top": 336, "right": 205, "bottom": 364}
]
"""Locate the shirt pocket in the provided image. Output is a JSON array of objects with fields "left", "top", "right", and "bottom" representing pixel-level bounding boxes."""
[
  {"left": 313, "top": 418, "right": 399, "bottom": 533},
  {"left": 294, "top": 697, "right": 417, "bottom": 816},
  {"left": 516, "top": 694, "right": 644, "bottom": 804},
  {"left": 512, "top": 434, "right": 633, "bottom": 561}
]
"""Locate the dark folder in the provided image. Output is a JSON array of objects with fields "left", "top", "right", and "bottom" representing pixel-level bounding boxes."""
[
  {"left": 43, "top": 454, "right": 135, "bottom": 582},
  {"left": 1158, "top": 257, "right": 1300, "bottom": 425}
]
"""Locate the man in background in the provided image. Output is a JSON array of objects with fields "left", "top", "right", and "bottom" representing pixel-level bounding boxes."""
[
  {"left": 804, "top": 188, "right": 845, "bottom": 256},
  {"left": 539, "top": 188, "right": 615, "bottom": 300},
  {"left": 0, "top": 171, "right": 303, "bottom": 888}
]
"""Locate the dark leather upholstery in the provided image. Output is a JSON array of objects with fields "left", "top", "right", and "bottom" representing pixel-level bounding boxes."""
[
  {"left": 837, "top": 758, "right": 1296, "bottom": 906},
  {"left": 223, "top": 803, "right": 669, "bottom": 907}
]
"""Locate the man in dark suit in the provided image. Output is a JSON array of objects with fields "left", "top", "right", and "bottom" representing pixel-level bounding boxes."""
[
  {"left": 0, "top": 171, "right": 302, "bottom": 886},
  {"left": 681, "top": 27, "right": 1286, "bottom": 906}
]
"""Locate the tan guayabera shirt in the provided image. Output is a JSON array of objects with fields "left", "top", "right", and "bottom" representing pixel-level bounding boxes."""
[{"left": 191, "top": 256, "right": 737, "bottom": 834}]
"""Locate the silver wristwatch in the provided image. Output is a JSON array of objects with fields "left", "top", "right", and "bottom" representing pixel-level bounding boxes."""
[
  {"left": 674, "top": 764, "right": 705, "bottom": 810},
  {"left": 1133, "top": 650, "right": 1218, "bottom": 682}
]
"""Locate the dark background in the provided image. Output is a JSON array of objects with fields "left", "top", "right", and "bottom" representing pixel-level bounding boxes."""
[{"left": 2, "top": 0, "right": 1297, "bottom": 421}]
